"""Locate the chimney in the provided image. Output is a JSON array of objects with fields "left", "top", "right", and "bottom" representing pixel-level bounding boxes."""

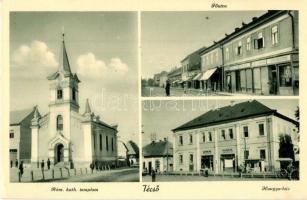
[
  {"left": 252, "top": 17, "right": 258, "bottom": 21},
  {"left": 235, "top": 27, "right": 240, "bottom": 31},
  {"left": 164, "top": 138, "right": 167, "bottom": 142}
]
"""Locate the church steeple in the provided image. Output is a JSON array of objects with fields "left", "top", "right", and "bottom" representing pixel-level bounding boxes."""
[
  {"left": 84, "top": 99, "right": 92, "bottom": 115},
  {"left": 59, "top": 32, "right": 72, "bottom": 76}
]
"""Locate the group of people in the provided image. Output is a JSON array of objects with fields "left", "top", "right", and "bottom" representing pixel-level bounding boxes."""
[{"left": 11, "top": 158, "right": 52, "bottom": 178}]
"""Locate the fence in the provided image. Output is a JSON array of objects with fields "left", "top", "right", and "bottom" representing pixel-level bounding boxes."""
[{"left": 12, "top": 166, "right": 115, "bottom": 182}]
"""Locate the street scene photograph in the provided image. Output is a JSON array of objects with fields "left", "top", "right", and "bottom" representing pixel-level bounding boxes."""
[
  {"left": 9, "top": 12, "right": 139, "bottom": 182},
  {"left": 141, "top": 11, "right": 299, "bottom": 97},
  {"left": 142, "top": 99, "right": 299, "bottom": 181}
]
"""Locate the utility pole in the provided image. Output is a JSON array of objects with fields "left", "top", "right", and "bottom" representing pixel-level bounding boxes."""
[
  {"left": 166, "top": 137, "right": 169, "bottom": 172},
  {"left": 244, "top": 137, "right": 247, "bottom": 173}
]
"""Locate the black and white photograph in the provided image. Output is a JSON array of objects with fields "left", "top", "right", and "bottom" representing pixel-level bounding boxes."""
[
  {"left": 9, "top": 12, "right": 139, "bottom": 182},
  {"left": 142, "top": 99, "right": 300, "bottom": 181},
  {"left": 141, "top": 11, "right": 299, "bottom": 97}
]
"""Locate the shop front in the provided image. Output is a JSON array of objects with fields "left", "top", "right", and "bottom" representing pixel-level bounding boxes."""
[
  {"left": 200, "top": 67, "right": 222, "bottom": 92},
  {"left": 224, "top": 54, "right": 298, "bottom": 95}
]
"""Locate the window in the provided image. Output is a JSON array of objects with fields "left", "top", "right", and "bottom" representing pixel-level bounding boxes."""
[
  {"left": 243, "top": 126, "right": 249, "bottom": 138},
  {"left": 155, "top": 160, "right": 160, "bottom": 170},
  {"left": 179, "top": 135, "right": 183, "bottom": 145},
  {"left": 72, "top": 87, "right": 76, "bottom": 101},
  {"left": 236, "top": 41, "right": 242, "bottom": 55},
  {"left": 56, "top": 115, "right": 63, "bottom": 131},
  {"left": 57, "top": 88, "right": 63, "bottom": 99},
  {"left": 254, "top": 32, "right": 264, "bottom": 49},
  {"left": 272, "top": 25, "right": 278, "bottom": 45},
  {"left": 9, "top": 131, "right": 14, "bottom": 139},
  {"left": 221, "top": 130, "right": 226, "bottom": 140},
  {"left": 202, "top": 133, "right": 206, "bottom": 142},
  {"left": 229, "top": 129, "right": 234, "bottom": 139},
  {"left": 259, "top": 124, "right": 264, "bottom": 136},
  {"left": 111, "top": 137, "right": 114, "bottom": 151},
  {"left": 179, "top": 155, "right": 183, "bottom": 164},
  {"left": 244, "top": 150, "right": 249, "bottom": 159},
  {"left": 208, "top": 132, "right": 212, "bottom": 142},
  {"left": 99, "top": 134, "right": 102, "bottom": 151},
  {"left": 106, "top": 136, "right": 109, "bottom": 151},
  {"left": 225, "top": 48, "right": 229, "bottom": 60},
  {"left": 260, "top": 149, "right": 266, "bottom": 160},
  {"left": 246, "top": 37, "right": 251, "bottom": 51},
  {"left": 279, "top": 65, "right": 292, "bottom": 87},
  {"left": 189, "top": 154, "right": 193, "bottom": 164},
  {"left": 189, "top": 134, "right": 193, "bottom": 144}
]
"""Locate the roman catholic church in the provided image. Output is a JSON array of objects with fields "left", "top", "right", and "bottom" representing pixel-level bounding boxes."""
[{"left": 30, "top": 33, "right": 118, "bottom": 168}]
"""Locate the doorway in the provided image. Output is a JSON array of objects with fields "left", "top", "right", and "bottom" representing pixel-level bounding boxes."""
[
  {"left": 148, "top": 161, "right": 152, "bottom": 174},
  {"left": 269, "top": 66, "right": 278, "bottom": 95},
  {"left": 235, "top": 70, "right": 241, "bottom": 92},
  {"left": 55, "top": 143, "right": 64, "bottom": 163}
]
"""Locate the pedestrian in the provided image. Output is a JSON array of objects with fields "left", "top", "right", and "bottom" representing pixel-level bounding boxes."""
[
  {"left": 19, "top": 160, "right": 24, "bottom": 177},
  {"left": 183, "top": 82, "right": 187, "bottom": 94},
  {"left": 10, "top": 160, "right": 13, "bottom": 168},
  {"left": 165, "top": 79, "right": 170, "bottom": 96},
  {"left": 41, "top": 159, "right": 45, "bottom": 170},
  {"left": 15, "top": 159, "right": 18, "bottom": 168},
  {"left": 151, "top": 169, "right": 156, "bottom": 182},
  {"left": 47, "top": 158, "right": 51, "bottom": 170},
  {"left": 90, "top": 162, "right": 94, "bottom": 173}
]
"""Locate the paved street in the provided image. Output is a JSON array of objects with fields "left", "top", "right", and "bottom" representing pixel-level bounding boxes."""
[
  {"left": 10, "top": 167, "right": 139, "bottom": 182},
  {"left": 142, "top": 174, "right": 285, "bottom": 182},
  {"left": 142, "top": 86, "right": 231, "bottom": 97}
]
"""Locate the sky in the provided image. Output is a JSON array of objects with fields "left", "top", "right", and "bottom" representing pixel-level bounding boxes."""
[
  {"left": 142, "top": 99, "right": 299, "bottom": 146},
  {"left": 141, "top": 11, "right": 267, "bottom": 78},
  {"left": 9, "top": 12, "right": 139, "bottom": 149}
]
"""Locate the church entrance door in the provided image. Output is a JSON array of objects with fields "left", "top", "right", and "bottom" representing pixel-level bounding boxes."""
[{"left": 55, "top": 143, "right": 64, "bottom": 163}]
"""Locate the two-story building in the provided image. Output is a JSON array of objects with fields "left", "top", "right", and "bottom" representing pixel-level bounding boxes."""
[
  {"left": 199, "top": 43, "right": 224, "bottom": 92},
  {"left": 220, "top": 10, "right": 299, "bottom": 95},
  {"left": 168, "top": 67, "right": 182, "bottom": 88},
  {"left": 181, "top": 47, "right": 206, "bottom": 89},
  {"left": 172, "top": 100, "right": 298, "bottom": 173},
  {"left": 9, "top": 107, "right": 37, "bottom": 164}
]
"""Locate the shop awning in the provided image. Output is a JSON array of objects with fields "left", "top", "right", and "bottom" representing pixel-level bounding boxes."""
[
  {"left": 193, "top": 73, "right": 202, "bottom": 80},
  {"left": 172, "top": 80, "right": 180, "bottom": 84},
  {"left": 200, "top": 68, "right": 217, "bottom": 81}
]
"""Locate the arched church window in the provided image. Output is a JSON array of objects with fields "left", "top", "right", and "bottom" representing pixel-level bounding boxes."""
[
  {"left": 57, "top": 88, "right": 63, "bottom": 100},
  {"left": 106, "top": 136, "right": 109, "bottom": 151},
  {"left": 57, "top": 115, "right": 63, "bottom": 131},
  {"left": 72, "top": 87, "right": 76, "bottom": 101}
]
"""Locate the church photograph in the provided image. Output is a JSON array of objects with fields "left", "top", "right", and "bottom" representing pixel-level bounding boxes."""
[{"left": 9, "top": 12, "right": 139, "bottom": 182}]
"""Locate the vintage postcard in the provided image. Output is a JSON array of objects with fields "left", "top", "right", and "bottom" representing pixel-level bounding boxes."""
[{"left": 0, "top": 0, "right": 306, "bottom": 199}]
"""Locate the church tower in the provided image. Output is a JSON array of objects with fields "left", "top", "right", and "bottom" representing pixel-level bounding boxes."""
[{"left": 47, "top": 32, "right": 81, "bottom": 141}]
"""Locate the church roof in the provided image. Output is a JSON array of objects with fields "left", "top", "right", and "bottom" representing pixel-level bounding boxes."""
[{"left": 10, "top": 107, "right": 37, "bottom": 125}]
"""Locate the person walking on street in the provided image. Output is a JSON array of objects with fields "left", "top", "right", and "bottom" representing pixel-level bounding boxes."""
[
  {"left": 41, "top": 160, "right": 45, "bottom": 171},
  {"left": 165, "top": 79, "right": 171, "bottom": 96},
  {"left": 19, "top": 161, "right": 24, "bottom": 177},
  {"left": 47, "top": 158, "right": 51, "bottom": 170},
  {"left": 10, "top": 160, "right": 13, "bottom": 168},
  {"left": 151, "top": 169, "right": 156, "bottom": 182},
  {"left": 15, "top": 159, "right": 18, "bottom": 168}
]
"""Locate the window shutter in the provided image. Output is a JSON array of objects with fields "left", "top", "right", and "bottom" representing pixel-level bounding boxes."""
[
  {"left": 262, "top": 36, "right": 265, "bottom": 48},
  {"left": 254, "top": 39, "right": 258, "bottom": 49}
]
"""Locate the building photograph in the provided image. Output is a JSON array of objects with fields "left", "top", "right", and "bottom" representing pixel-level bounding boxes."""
[
  {"left": 9, "top": 12, "right": 139, "bottom": 182},
  {"left": 142, "top": 99, "right": 299, "bottom": 181},
  {"left": 141, "top": 10, "right": 299, "bottom": 97}
]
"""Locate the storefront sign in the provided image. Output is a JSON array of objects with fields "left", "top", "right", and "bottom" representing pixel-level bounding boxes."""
[
  {"left": 203, "top": 150, "right": 212, "bottom": 155},
  {"left": 225, "top": 63, "right": 250, "bottom": 71},
  {"left": 267, "top": 55, "right": 291, "bottom": 65},
  {"left": 222, "top": 148, "right": 233, "bottom": 153},
  {"left": 251, "top": 59, "right": 267, "bottom": 67}
]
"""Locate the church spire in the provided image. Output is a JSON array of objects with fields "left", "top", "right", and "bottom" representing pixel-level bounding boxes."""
[
  {"left": 59, "top": 30, "right": 72, "bottom": 76},
  {"left": 84, "top": 98, "right": 92, "bottom": 115}
]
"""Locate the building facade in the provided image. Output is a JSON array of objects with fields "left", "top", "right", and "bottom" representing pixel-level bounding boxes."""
[
  {"left": 222, "top": 10, "right": 299, "bottom": 95},
  {"left": 172, "top": 100, "right": 298, "bottom": 173},
  {"left": 29, "top": 34, "right": 118, "bottom": 168},
  {"left": 143, "top": 139, "right": 173, "bottom": 173},
  {"left": 168, "top": 67, "right": 182, "bottom": 87},
  {"left": 199, "top": 44, "right": 224, "bottom": 92},
  {"left": 9, "top": 107, "right": 36, "bottom": 163}
]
